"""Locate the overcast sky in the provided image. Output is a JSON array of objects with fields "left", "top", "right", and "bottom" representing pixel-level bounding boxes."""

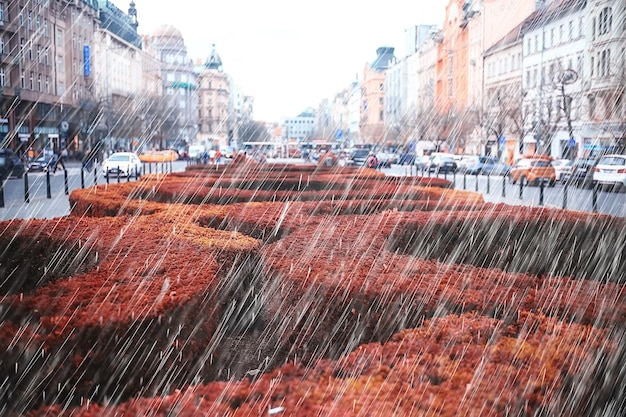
[{"left": 131, "top": 0, "right": 448, "bottom": 122}]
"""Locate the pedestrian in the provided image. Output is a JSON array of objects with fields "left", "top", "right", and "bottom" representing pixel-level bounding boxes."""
[
  {"left": 82, "top": 148, "right": 94, "bottom": 172},
  {"left": 366, "top": 152, "right": 378, "bottom": 169},
  {"left": 53, "top": 147, "right": 67, "bottom": 173}
]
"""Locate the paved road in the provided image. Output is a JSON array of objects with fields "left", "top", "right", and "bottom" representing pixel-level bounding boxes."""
[
  {"left": 1, "top": 158, "right": 624, "bottom": 220},
  {"left": 383, "top": 164, "right": 626, "bottom": 217},
  {"left": 0, "top": 160, "right": 186, "bottom": 221}
]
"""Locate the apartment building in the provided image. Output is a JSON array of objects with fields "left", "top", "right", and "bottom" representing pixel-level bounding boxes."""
[
  {"left": 0, "top": 0, "right": 99, "bottom": 154},
  {"left": 196, "top": 44, "right": 230, "bottom": 148}
]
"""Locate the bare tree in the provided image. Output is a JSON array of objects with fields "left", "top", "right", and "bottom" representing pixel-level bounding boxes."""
[{"left": 238, "top": 120, "right": 270, "bottom": 143}]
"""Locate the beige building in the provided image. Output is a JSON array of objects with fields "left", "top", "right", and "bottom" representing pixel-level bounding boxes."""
[
  {"left": 0, "top": 0, "right": 99, "bottom": 154},
  {"left": 196, "top": 45, "right": 230, "bottom": 148},
  {"left": 143, "top": 25, "right": 197, "bottom": 149},
  {"left": 360, "top": 47, "right": 395, "bottom": 144}
]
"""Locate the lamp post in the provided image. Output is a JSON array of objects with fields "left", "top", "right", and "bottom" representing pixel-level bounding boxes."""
[{"left": 559, "top": 69, "right": 578, "bottom": 160}]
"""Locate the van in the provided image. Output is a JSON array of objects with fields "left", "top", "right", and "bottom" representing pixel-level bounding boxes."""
[{"left": 188, "top": 145, "right": 205, "bottom": 159}]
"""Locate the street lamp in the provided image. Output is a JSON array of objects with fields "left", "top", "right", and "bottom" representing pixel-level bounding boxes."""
[{"left": 559, "top": 69, "right": 578, "bottom": 159}]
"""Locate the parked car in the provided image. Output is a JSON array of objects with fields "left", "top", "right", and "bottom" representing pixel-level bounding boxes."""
[
  {"left": 427, "top": 153, "right": 457, "bottom": 174},
  {"left": 28, "top": 154, "right": 59, "bottom": 172},
  {"left": 552, "top": 159, "right": 573, "bottom": 182},
  {"left": 102, "top": 152, "right": 142, "bottom": 177},
  {"left": 593, "top": 154, "right": 626, "bottom": 192},
  {"left": 220, "top": 145, "right": 236, "bottom": 159},
  {"left": 563, "top": 157, "right": 597, "bottom": 188},
  {"left": 376, "top": 152, "right": 398, "bottom": 168},
  {"left": 346, "top": 148, "right": 371, "bottom": 167},
  {"left": 465, "top": 156, "right": 510, "bottom": 176},
  {"left": 509, "top": 156, "right": 556, "bottom": 186},
  {"left": 139, "top": 150, "right": 178, "bottom": 163},
  {"left": 0, "top": 148, "right": 26, "bottom": 180},
  {"left": 398, "top": 152, "right": 416, "bottom": 165},
  {"left": 455, "top": 155, "right": 479, "bottom": 173}
]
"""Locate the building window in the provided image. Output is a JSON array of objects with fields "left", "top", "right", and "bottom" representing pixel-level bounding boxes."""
[
  {"left": 0, "top": 67, "right": 5, "bottom": 88},
  {"left": 0, "top": 36, "right": 4, "bottom": 55},
  {"left": 29, "top": 72, "right": 33, "bottom": 90},
  {"left": 579, "top": 17, "right": 584, "bottom": 37},
  {"left": 577, "top": 55, "right": 583, "bottom": 75},
  {"left": 588, "top": 95, "right": 596, "bottom": 119},
  {"left": 27, "top": 12, "right": 32, "bottom": 30},
  {"left": 568, "top": 21, "right": 574, "bottom": 40},
  {"left": 20, "top": 70, "right": 25, "bottom": 88},
  {"left": 0, "top": 2, "right": 4, "bottom": 23},
  {"left": 599, "top": 49, "right": 610, "bottom": 77},
  {"left": 37, "top": 73, "right": 42, "bottom": 92},
  {"left": 18, "top": 12, "right": 23, "bottom": 26},
  {"left": 590, "top": 56, "right": 595, "bottom": 77},
  {"left": 379, "top": 110, "right": 384, "bottom": 121},
  {"left": 599, "top": 7, "right": 612, "bottom": 35},
  {"left": 36, "top": 16, "right": 40, "bottom": 31},
  {"left": 56, "top": 28, "right": 63, "bottom": 47},
  {"left": 45, "top": 76, "right": 50, "bottom": 93},
  {"left": 559, "top": 25, "right": 564, "bottom": 43},
  {"left": 44, "top": 19, "right": 48, "bottom": 37},
  {"left": 37, "top": 44, "right": 41, "bottom": 62}
]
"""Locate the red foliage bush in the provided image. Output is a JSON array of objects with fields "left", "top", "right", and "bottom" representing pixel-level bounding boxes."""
[
  {"left": 3, "top": 163, "right": 625, "bottom": 416},
  {"left": 37, "top": 312, "right": 620, "bottom": 417}
]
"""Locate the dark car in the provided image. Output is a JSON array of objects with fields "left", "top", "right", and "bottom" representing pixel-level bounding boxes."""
[
  {"left": 398, "top": 153, "right": 416, "bottom": 165},
  {"left": 0, "top": 148, "right": 26, "bottom": 180},
  {"left": 28, "top": 154, "right": 59, "bottom": 172},
  {"left": 465, "top": 156, "right": 510, "bottom": 176},
  {"left": 347, "top": 148, "right": 371, "bottom": 166},
  {"left": 563, "top": 157, "right": 597, "bottom": 188},
  {"left": 377, "top": 152, "right": 398, "bottom": 168},
  {"left": 428, "top": 155, "right": 457, "bottom": 174}
]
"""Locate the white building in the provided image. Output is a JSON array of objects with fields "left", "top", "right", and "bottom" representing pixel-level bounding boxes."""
[
  {"left": 521, "top": 0, "right": 588, "bottom": 158},
  {"left": 582, "top": 0, "right": 626, "bottom": 153},
  {"left": 348, "top": 80, "right": 361, "bottom": 144},
  {"left": 282, "top": 109, "right": 316, "bottom": 142},
  {"left": 482, "top": 22, "right": 525, "bottom": 160},
  {"left": 385, "top": 26, "right": 440, "bottom": 146}
]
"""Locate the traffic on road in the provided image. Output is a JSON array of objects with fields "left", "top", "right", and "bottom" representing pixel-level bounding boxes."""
[{"left": 1, "top": 155, "right": 624, "bottom": 221}]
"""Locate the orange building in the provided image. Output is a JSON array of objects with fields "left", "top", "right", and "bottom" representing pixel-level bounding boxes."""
[{"left": 435, "top": 0, "right": 471, "bottom": 114}]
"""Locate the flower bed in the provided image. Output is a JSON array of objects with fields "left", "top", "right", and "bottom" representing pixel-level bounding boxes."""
[
  {"left": 3, "top": 162, "right": 625, "bottom": 416},
  {"left": 69, "top": 168, "right": 470, "bottom": 218},
  {"left": 32, "top": 312, "right": 623, "bottom": 416},
  {"left": 0, "top": 214, "right": 262, "bottom": 412}
]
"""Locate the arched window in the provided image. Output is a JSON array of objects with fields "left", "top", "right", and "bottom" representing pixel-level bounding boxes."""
[{"left": 599, "top": 7, "right": 612, "bottom": 35}]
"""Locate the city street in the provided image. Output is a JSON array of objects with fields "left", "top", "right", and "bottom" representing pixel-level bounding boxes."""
[
  {"left": 0, "top": 160, "right": 186, "bottom": 221},
  {"left": 382, "top": 164, "right": 626, "bottom": 217},
  {"left": 1, "top": 159, "right": 624, "bottom": 220}
]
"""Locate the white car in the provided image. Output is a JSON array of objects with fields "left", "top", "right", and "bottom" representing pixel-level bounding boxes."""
[
  {"left": 552, "top": 159, "right": 573, "bottom": 182},
  {"left": 102, "top": 152, "right": 142, "bottom": 177},
  {"left": 593, "top": 154, "right": 626, "bottom": 192}
]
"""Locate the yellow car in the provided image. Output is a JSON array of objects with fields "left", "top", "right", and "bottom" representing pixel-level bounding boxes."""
[
  {"left": 509, "top": 156, "right": 556, "bottom": 186},
  {"left": 139, "top": 150, "right": 178, "bottom": 163}
]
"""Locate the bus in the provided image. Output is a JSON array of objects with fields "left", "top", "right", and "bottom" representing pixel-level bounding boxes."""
[{"left": 241, "top": 142, "right": 286, "bottom": 158}]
